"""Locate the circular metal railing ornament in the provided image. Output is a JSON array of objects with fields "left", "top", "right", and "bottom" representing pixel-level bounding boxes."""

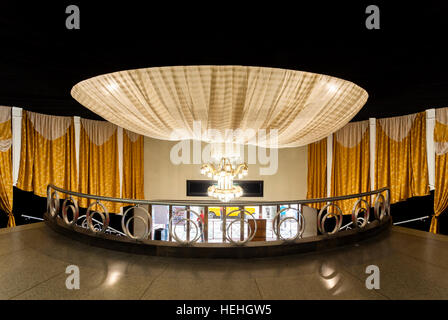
[
  {"left": 62, "top": 196, "right": 79, "bottom": 226},
  {"left": 272, "top": 207, "right": 305, "bottom": 241},
  {"left": 86, "top": 201, "right": 110, "bottom": 233},
  {"left": 48, "top": 191, "right": 60, "bottom": 218},
  {"left": 169, "top": 209, "right": 202, "bottom": 244},
  {"left": 318, "top": 203, "right": 343, "bottom": 235},
  {"left": 374, "top": 193, "right": 389, "bottom": 221},
  {"left": 121, "top": 205, "right": 152, "bottom": 240},
  {"left": 351, "top": 199, "right": 370, "bottom": 228},
  {"left": 45, "top": 184, "right": 392, "bottom": 248},
  {"left": 225, "top": 209, "right": 257, "bottom": 245}
]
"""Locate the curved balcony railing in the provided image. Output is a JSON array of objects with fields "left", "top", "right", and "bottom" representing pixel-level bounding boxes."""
[{"left": 46, "top": 184, "right": 390, "bottom": 246}]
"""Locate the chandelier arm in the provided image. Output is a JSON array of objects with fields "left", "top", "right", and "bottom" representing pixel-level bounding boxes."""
[
  {"left": 201, "top": 163, "right": 217, "bottom": 176},
  {"left": 208, "top": 163, "right": 217, "bottom": 173},
  {"left": 233, "top": 163, "right": 248, "bottom": 176}
]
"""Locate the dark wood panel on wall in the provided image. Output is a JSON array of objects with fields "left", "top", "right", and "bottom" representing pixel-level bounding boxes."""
[{"left": 186, "top": 180, "right": 263, "bottom": 197}]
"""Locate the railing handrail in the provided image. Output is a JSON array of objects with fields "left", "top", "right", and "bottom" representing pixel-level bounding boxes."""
[
  {"left": 46, "top": 184, "right": 391, "bottom": 245},
  {"left": 47, "top": 184, "right": 389, "bottom": 207}
]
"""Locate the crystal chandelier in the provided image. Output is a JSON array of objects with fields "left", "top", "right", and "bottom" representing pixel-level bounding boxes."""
[{"left": 200, "top": 157, "right": 248, "bottom": 202}]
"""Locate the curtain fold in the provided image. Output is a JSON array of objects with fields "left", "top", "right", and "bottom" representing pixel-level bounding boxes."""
[
  {"left": 0, "top": 106, "right": 14, "bottom": 227},
  {"left": 306, "top": 139, "right": 327, "bottom": 209},
  {"left": 79, "top": 119, "right": 121, "bottom": 213},
  {"left": 72, "top": 66, "right": 368, "bottom": 148},
  {"left": 331, "top": 121, "right": 370, "bottom": 214},
  {"left": 431, "top": 107, "right": 448, "bottom": 233},
  {"left": 122, "top": 130, "right": 144, "bottom": 199},
  {"left": 375, "top": 112, "right": 429, "bottom": 204},
  {"left": 16, "top": 111, "right": 77, "bottom": 197}
]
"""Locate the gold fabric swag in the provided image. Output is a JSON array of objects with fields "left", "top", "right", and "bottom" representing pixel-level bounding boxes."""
[
  {"left": 123, "top": 130, "right": 144, "bottom": 199},
  {"left": 331, "top": 121, "right": 370, "bottom": 214},
  {"left": 78, "top": 119, "right": 121, "bottom": 213},
  {"left": 306, "top": 139, "right": 327, "bottom": 209},
  {"left": 375, "top": 112, "right": 429, "bottom": 204},
  {"left": 71, "top": 65, "right": 368, "bottom": 148},
  {"left": 17, "top": 111, "right": 78, "bottom": 198},
  {"left": 0, "top": 106, "right": 15, "bottom": 227},
  {"left": 431, "top": 107, "right": 448, "bottom": 233},
  {"left": 14, "top": 111, "right": 144, "bottom": 216}
]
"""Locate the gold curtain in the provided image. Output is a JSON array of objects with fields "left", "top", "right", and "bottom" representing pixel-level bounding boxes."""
[
  {"left": 331, "top": 121, "right": 370, "bottom": 214},
  {"left": 78, "top": 119, "right": 121, "bottom": 213},
  {"left": 0, "top": 106, "right": 14, "bottom": 227},
  {"left": 16, "top": 111, "right": 77, "bottom": 197},
  {"left": 431, "top": 107, "right": 448, "bottom": 233},
  {"left": 306, "top": 139, "right": 327, "bottom": 209},
  {"left": 122, "top": 130, "right": 144, "bottom": 199},
  {"left": 375, "top": 112, "right": 429, "bottom": 204}
]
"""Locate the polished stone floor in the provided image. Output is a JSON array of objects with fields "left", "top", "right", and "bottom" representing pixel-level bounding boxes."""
[{"left": 0, "top": 222, "right": 447, "bottom": 300}]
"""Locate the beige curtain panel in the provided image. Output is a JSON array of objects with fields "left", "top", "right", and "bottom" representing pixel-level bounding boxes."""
[
  {"left": 17, "top": 111, "right": 77, "bottom": 198},
  {"left": 0, "top": 106, "right": 15, "bottom": 227},
  {"left": 375, "top": 112, "right": 429, "bottom": 204},
  {"left": 71, "top": 65, "right": 368, "bottom": 148},
  {"left": 0, "top": 108, "right": 12, "bottom": 155},
  {"left": 331, "top": 121, "right": 370, "bottom": 214},
  {"left": 78, "top": 119, "right": 121, "bottom": 213},
  {"left": 431, "top": 107, "right": 448, "bottom": 233},
  {"left": 0, "top": 106, "right": 12, "bottom": 152}
]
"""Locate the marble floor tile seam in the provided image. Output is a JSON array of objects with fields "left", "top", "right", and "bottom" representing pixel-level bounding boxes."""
[
  {"left": 253, "top": 271, "right": 388, "bottom": 300},
  {"left": 150, "top": 261, "right": 175, "bottom": 279},
  {"left": 140, "top": 277, "right": 263, "bottom": 300},
  {"left": 337, "top": 265, "right": 392, "bottom": 300},
  {"left": 335, "top": 246, "right": 401, "bottom": 266},
  {"left": 389, "top": 236, "right": 448, "bottom": 255},
  {"left": 0, "top": 223, "right": 44, "bottom": 236},
  {"left": 0, "top": 242, "right": 27, "bottom": 257},
  {"left": 7, "top": 270, "right": 66, "bottom": 300},
  {"left": 389, "top": 245, "right": 448, "bottom": 273},
  {"left": 331, "top": 245, "right": 420, "bottom": 269},
  {"left": 392, "top": 226, "right": 448, "bottom": 242},
  {"left": 0, "top": 247, "right": 29, "bottom": 260},
  {"left": 129, "top": 261, "right": 174, "bottom": 295},
  {"left": 138, "top": 278, "right": 157, "bottom": 300},
  {"left": 339, "top": 261, "right": 448, "bottom": 299},
  {"left": 339, "top": 252, "right": 447, "bottom": 299},
  {"left": 253, "top": 278, "right": 264, "bottom": 299},
  {"left": 392, "top": 229, "right": 448, "bottom": 243},
  {"left": 10, "top": 269, "right": 157, "bottom": 300},
  {"left": 137, "top": 260, "right": 171, "bottom": 279},
  {"left": 331, "top": 269, "right": 392, "bottom": 300}
]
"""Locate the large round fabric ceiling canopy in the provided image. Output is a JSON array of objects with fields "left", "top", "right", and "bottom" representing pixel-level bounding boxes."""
[{"left": 71, "top": 65, "right": 368, "bottom": 147}]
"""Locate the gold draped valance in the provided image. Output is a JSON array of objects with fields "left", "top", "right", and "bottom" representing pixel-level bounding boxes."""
[
  {"left": 78, "top": 119, "right": 121, "bottom": 213},
  {"left": 0, "top": 107, "right": 12, "bottom": 152},
  {"left": 17, "top": 111, "right": 77, "bottom": 198},
  {"left": 2, "top": 108, "right": 146, "bottom": 226},
  {"left": 375, "top": 112, "right": 429, "bottom": 204},
  {"left": 331, "top": 121, "right": 370, "bottom": 214}
]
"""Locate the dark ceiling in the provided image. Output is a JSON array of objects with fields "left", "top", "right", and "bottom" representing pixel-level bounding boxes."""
[{"left": 1, "top": 1, "right": 447, "bottom": 121}]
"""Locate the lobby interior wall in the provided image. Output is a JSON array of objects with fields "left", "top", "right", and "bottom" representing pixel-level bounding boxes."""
[{"left": 143, "top": 137, "right": 308, "bottom": 201}]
